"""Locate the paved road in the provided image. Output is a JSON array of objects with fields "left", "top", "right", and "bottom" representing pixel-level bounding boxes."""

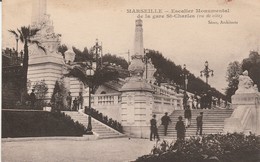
[{"left": 2, "top": 138, "right": 162, "bottom": 162}]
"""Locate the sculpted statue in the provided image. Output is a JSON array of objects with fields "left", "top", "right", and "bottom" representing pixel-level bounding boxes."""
[{"left": 236, "top": 70, "right": 256, "bottom": 94}]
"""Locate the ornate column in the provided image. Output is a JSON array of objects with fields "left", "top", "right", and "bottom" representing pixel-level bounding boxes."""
[{"left": 120, "top": 19, "right": 154, "bottom": 138}]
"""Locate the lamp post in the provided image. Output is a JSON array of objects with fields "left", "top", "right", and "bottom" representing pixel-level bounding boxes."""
[
  {"left": 86, "top": 67, "right": 95, "bottom": 134},
  {"left": 200, "top": 61, "right": 214, "bottom": 84},
  {"left": 94, "top": 39, "right": 102, "bottom": 69},
  {"left": 181, "top": 64, "right": 189, "bottom": 91},
  {"left": 15, "top": 35, "right": 19, "bottom": 52}
]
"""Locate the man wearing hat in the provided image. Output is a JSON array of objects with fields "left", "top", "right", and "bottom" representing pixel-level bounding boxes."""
[
  {"left": 196, "top": 112, "right": 203, "bottom": 135},
  {"left": 175, "top": 116, "right": 185, "bottom": 140},
  {"left": 150, "top": 114, "right": 160, "bottom": 141},
  {"left": 161, "top": 112, "right": 171, "bottom": 136}
]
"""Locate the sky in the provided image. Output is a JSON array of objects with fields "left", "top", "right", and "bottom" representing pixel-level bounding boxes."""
[{"left": 2, "top": 0, "right": 260, "bottom": 93}]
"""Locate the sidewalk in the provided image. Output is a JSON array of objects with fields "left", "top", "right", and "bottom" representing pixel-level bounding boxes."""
[{"left": 2, "top": 137, "right": 166, "bottom": 162}]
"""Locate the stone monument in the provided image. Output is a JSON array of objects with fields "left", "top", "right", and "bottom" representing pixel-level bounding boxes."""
[
  {"left": 120, "top": 19, "right": 154, "bottom": 138},
  {"left": 224, "top": 70, "right": 260, "bottom": 135},
  {"left": 27, "top": 0, "right": 65, "bottom": 100}
]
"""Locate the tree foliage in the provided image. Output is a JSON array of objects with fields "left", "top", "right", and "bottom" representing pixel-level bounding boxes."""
[
  {"left": 225, "top": 61, "right": 242, "bottom": 101},
  {"left": 242, "top": 51, "right": 260, "bottom": 91},
  {"left": 72, "top": 46, "right": 94, "bottom": 62},
  {"left": 8, "top": 26, "right": 45, "bottom": 103},
  {"left": 146, "top": 50, "right": 225, "bottom": 99},
  {"left": 65, "top": 63, "right": 119, "bottom": 92},
  {"left": 102, "top": 53, "right": 129, "bottom": 69},
  {"left": 58, "top": 44, "right": 68, "bottom": 60},
  {"left": 32, "top": 80, "right": 48, "bottom": 100}
]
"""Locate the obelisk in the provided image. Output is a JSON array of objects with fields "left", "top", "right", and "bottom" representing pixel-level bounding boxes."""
[{"left": 120, "top": 19, "right": 154, "bottom": 138}]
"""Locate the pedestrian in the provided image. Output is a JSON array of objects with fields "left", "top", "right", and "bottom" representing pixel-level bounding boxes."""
[
  {"left": 66, "top": 92, "right": 72, "bottom": 110},
  {"left": 200, "top": 93, "right": 206, "bottom": 109},
  {"left": 184, "top": 105, "right": 192, "bottom": 128},
  {"left": 72, "top": 97, "right": 78, "bottom": 111},
  {"left": 206, "top": 90, "right": 212, "bottom": 109},
  {"left": 78, "top": 92, "right": 84, "bottom": 110},
  {"left": 194, "top": 92, "right": 199, "bottom": 109},
  {"left": 175, "top": 116, "right": 185, "bottom": 140},
  {"left": 196, "top": 112, "right": 203, "bottom": 135},
  {"left": 161, "top": 112, "right": 171, "bottom": 136},
  {"left": 30, "top": 89, "right": 36, "bottom": 109},
  {"left": 150, "top": 114, "right": 160, "bottom": 141},
  {"left": 183, "top": 91, "right": 189, "bottom": 109}
]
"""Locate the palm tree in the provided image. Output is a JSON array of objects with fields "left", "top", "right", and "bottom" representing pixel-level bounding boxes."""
[
  {"left": 58, "top": 44, "right": 68, "bottom": 60},
  {"left": 9, "top": 26, "right": 45, "bottom": 103},
  {"left": 65, "top": 62, "right": 119, "bottom": 93}
]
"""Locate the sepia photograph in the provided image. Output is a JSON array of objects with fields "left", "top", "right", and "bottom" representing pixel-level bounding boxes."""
[{"left": 2, "top": 0, "right": 260, "bottom": 161}]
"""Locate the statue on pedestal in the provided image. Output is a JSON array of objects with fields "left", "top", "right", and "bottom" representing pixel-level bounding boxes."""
[{"left": 236, "top": 70, "right": 258, "bottom": 94}]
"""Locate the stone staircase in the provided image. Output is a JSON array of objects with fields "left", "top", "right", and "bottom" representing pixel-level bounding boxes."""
[
  {"left": 63, "top": 111, "right": 125, "bottom": 139},
  {"left": 158, "top": 109, "right": 234, "bottom": 140}
]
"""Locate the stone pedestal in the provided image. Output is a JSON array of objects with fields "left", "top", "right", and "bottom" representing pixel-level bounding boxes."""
[
  {"left": 120, "top": 90, "right": 153, "bottom": 138},
  {"left": 224, "top": 92, "right": 260, "bottom": 135},
  {"left": 28, "top": 53, "right": 64, "bottom": 100}
]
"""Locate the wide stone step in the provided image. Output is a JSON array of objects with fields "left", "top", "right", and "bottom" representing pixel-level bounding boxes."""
[{"left": 158, "top": 109, "right": 233, "bottom": 138}]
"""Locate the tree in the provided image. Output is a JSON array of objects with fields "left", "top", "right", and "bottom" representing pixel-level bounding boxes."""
[
  {"left": 58, "top": 44, "right": 68, "bottom": 60},
  {"left": 65, "top": 62, "right": 119, "bottom": 93},
  {"left": 102, "top": 53, "right": 129, "bottom": 69},
  {"left": 146, "top": 49, "right": 225, "bottom": 98},
  {"left": 72, "top": 46, "right": 93, "bottom": 62},
  {"left": 225, "top": 61, "right": 242, "bottom": 101},
  {"left": 9, "top": 26, "right": 45, "bottom": 103},
  {"left": 242, "top": 51, "right": 260, "bottom": 91}
]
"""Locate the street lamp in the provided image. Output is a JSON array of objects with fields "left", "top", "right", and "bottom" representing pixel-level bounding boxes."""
[
  {"left": 181, "top": 64, "right": 189, "bottom": 91},
  {"left": 200, "top": 61, "right": 214, "bottom": 84},
  {"left": 85, "top": 67, "right": 95, "bottom": 134},
  {"left": 15, "top": 35, "right": 19, "bottom": 52}
]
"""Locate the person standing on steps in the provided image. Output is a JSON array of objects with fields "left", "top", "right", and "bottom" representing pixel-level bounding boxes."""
[
  {"left": 183, "top": 91, "right": 189, "bottom": 109},
  {"left": 184, "top": 105, "right": 192, "bottom": 128},
  {"left": 196, "top": 112, "right": 203, "bottom": 135},
  {"left": 161, "top": 112, "right": 171, "bottom": 136},
  {"left": 175, "top": 116, "right": 185, "bottom": 140},
  {"left": 66, "top": 92, "right": 72, "bottom": 110},
  {"left": 150, "top": 114, "right": 160, "bottom": 141}
]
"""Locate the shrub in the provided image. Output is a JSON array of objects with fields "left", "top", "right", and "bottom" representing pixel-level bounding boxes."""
[
  {"left": 85, "top": 107, "right": 123, "bottom": 133},
  {"left": 136, "top": 133, "right": 260, "bottom": 162},
  {"left": 2, "top": 110, "right": 85, "bottom": 137}
]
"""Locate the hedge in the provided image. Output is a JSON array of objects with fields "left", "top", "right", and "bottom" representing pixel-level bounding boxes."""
[
  {"left": 136, "top": 133, "right": 260, "bottom": 162},
  {"left": 2, "top": 110, "right": 85, "bottom": 137}
]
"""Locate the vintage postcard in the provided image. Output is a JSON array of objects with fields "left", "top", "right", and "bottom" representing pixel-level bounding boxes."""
[{"left": 2, "top": 0, "right": 260, "bottom": 162}]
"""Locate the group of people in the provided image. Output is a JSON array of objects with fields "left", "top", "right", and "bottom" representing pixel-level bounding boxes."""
[
  {"left": 183, "top": 90, "right": 225, "bottom": 110},
  {"left": 150, "top": 107, "right": 203, "bottom": 141},
  {"left": 66, "top": 92, "right": 83, "bottom": 111}
]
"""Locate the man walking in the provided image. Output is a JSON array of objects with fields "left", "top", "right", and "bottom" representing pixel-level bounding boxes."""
[
  {"left": 161, "top": 112, "right": 171, "bottom": 136},
  {"left": 175, "top": 116, "right": 185, "bottom": 140},
  {"left": 183, "top": 91, "right": 189, "bottom": 109},
  {"left": 150, "top": 114, "right": 160, "bottom": 141},
  {"left": 78, "top": 92, "right": 84, "bottom": 110},
  {"left": 196, "top": 112, "right": 203, "bottom": 135},
  {"left": 184, "top": 105, "right": 192, "bottom": 128},
  {"left": 66, "top": 92, "right": 72, "bottom": 110}
]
